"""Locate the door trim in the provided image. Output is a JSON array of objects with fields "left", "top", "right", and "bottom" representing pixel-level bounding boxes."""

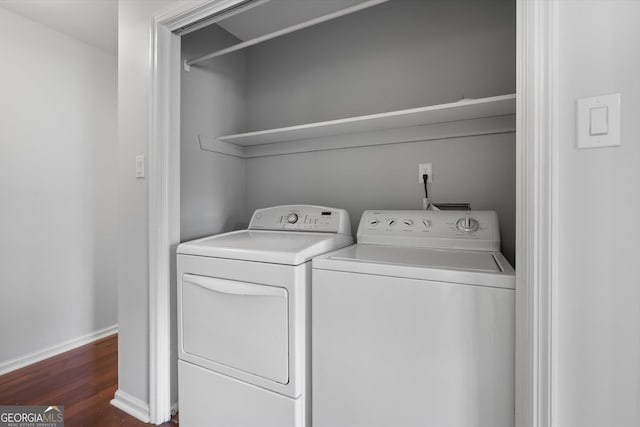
[
  {"left": 515, "top": 1, "right": 559, "bottom": 427},
  {"left": 149, "top": 1, "right": 252, "bottom": 424}
]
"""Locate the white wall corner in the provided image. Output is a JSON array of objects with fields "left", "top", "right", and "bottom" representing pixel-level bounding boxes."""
[{"left": 110, "top": 389, "right": 151, "bottom": 423}]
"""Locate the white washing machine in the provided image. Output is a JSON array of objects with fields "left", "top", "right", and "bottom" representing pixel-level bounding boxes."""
[
  {"left": 312, "top": 210, "right": 515, "bottom": 427},
  {"left": 177, "top": 205, "right": 352, "bottom": 427}
]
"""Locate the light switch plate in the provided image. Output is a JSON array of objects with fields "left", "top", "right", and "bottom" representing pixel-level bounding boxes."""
[
  {"left": 135, "top": 155, "right": 145, "bottom": 178},
  {"left": 577, "top": 93, "right": 620, "bottom": 149}
]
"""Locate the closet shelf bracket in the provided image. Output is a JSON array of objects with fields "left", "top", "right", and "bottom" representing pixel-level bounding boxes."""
[{"left": 198, "top": 135, "right": 248, "bottom": 158}]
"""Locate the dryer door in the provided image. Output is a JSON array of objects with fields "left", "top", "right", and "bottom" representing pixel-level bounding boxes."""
[{"left": 180, "top": 274, "right": 289, "bottom": 384}]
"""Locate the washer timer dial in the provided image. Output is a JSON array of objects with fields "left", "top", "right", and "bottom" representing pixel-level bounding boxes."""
[
  {"left": 456, "top": 217, "right": 480, "bottom": 233},
  {"left": 287, "top": 213, "right": 299, "bottom": 224}
]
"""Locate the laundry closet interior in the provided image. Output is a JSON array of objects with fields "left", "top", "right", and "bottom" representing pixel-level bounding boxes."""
[{"left": 178, "top": 0, "right": 516, "bottom": 265}]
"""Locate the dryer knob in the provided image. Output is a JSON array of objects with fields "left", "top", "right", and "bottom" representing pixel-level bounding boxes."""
[
  {"left": 287, "top": 213, "right": 299, "bottom": 224},
  {"left": 456, "top": 217, "right": 479, "bottom": 232}
]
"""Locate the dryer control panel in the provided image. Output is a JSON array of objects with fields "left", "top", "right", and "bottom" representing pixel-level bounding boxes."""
[
  {"left": 357, "top": 210, "right": 500, "bottom": 251},
  {"left": 249, "top": 205, "right": 352, "bottom": 235}
]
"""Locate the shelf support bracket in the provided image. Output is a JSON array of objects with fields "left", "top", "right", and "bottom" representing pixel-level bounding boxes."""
[{"left": 198, "top": 134, "right": 248, "bottom": 158}]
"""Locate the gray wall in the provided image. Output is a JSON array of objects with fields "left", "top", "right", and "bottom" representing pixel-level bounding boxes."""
[
  {"left": 181, "top": 25, "right": 247, "bottom": 241},
  {"left": 0, "top": 6, "right": 117, "bottom": 371},
  {"left": 117, "top": 0, "right": 177, "bottom": 405},
  {"left": 246, "top": 133, "right": 516, "bottom": 264},
  {"left": 245, "top": 0, "right": 516, "bottom": 130},
  {"left": 178, "top": 22, "right": 249, "bottom": 409},
  {"left": 557, "top": 2, "right": 640, "bottom": 426},
  {"left": 244, "top": 0, "right": 516, "bottom": 263}
]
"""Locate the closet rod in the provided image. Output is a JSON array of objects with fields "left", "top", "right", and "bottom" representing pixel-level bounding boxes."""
[{"left": 184, "top": 0, "right": 390, "bottom": 70}]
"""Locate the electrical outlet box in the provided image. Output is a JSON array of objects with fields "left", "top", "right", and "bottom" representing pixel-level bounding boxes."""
[{"left": 418, "top": 163, "right": 433, "bottom": 183}]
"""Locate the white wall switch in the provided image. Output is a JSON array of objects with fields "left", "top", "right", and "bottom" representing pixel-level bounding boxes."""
[
  {"left": 589, "top": 106, "right": 608, "bottom": 135},
  {"left": 577, "top": 93, "right": 620, "bottom": 149},
  {"left": 135, "top": 155, "right": 145, "bottom": 178}
]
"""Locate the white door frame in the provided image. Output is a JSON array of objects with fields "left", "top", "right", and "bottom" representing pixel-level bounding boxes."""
[
  {"left": 515, "top": 1, "right": 559, "bottom": 426},
  {"left": 147, "top": 0, "right": 560, "bottom": 425},
  {"left": 148, "top": 1, "right": 253, "bottom": 424}
]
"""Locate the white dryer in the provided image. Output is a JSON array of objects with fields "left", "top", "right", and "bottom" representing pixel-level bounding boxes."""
[
  {"left": 177, "top": 205, "right": 352, "bottom": 427},
  {"left": 312, "top": 210, "right": 515, "bottom": 427}
]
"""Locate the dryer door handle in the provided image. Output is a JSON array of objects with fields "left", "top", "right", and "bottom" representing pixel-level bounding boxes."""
[{"left": 183, "top": 274, "right": 287, "bottom": 298}]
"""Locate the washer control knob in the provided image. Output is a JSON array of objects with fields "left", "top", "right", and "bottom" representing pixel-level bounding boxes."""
[
  {"left": 387, "top": 219, "right": 396, "bottom": 226},
  {"left": 403, "top": 219, "right": 414, "bottom": 226},
  {"left": 422, "top": 219, "right": 432, "bottom": 227},
  {"left": 369, "top": 219, "right": 380, "bottom": 226},
  {"left": 287, "top": 213, "right": 299, "bottom": 224},
  {"left": 456, "top": 217, "right": 479, "bottom": 232}
]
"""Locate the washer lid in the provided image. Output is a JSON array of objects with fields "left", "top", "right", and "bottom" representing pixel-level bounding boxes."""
[
  {"left": 313, "top": 244, "right": 515, "bottom": 289},
  {"left": 177, "top": 230, "right": 353, "bottom": 265},
  {"left": 329, "top": 245, "right": 501, "bottom": 272}
]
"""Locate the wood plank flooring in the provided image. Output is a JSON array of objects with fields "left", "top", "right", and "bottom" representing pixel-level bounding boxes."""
[{"left": 0, "top": 334, "right": 176, "bottom": 426}]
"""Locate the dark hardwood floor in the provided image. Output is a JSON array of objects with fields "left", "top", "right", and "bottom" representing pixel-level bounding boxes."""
[{"left": 0, "top": 334, "right": 177, "bottom": 426}]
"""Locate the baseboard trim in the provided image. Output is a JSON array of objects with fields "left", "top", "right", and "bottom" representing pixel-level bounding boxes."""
[
  {"left": 111, "top": 389, "right": 150, "bottom": 423},
  {"left": 0, "top": 324, "right": 118, "bottom": 376}
]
